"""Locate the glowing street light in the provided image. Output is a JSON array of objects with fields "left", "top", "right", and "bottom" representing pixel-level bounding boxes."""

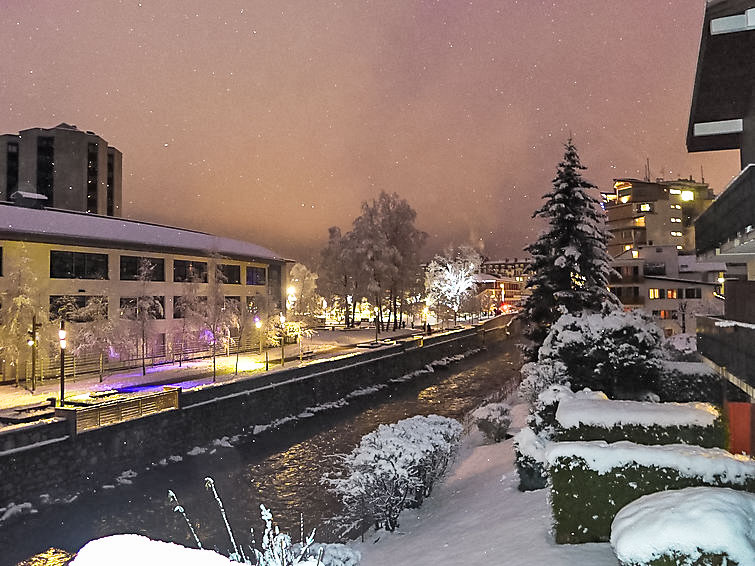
[
  {"left": 255, "top": 317, "right": 263, "bottom": 354},
  {"left": 279, "top": 313, "right": 286, "bottom": 366},
  {"left": 59, "top": 320, "right": 67, "bottom": 406}
]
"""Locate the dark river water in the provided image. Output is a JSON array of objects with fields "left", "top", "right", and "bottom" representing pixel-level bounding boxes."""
[{"left": 5, "top": 337, "right": 522, "bottom": 566}]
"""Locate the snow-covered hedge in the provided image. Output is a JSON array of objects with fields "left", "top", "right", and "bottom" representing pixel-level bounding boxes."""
[
  {"left": 325, "top": 415, "right": 462, "bottom": 532},
  {"left": 514, "top": 386, "right": 606, "bottom": 491},
  {"left": 537, "top": 310, "right": 665, "bottom": 398},
  {"left": 554, "top": 397, "right": 726, "bottom": 449},
  {"left": 611, "top": 487, "right": 755, "bottom": 566},
  {"left": 472, "top": 402, "right": 511, "bottom": 443},
  {"left": 546, "top": 440, "right": 755, "bottom": 544}
]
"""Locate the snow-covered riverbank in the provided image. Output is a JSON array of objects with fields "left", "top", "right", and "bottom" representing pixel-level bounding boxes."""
[{"left": 353, "top": 401, "right": 618, "bottom": 566}]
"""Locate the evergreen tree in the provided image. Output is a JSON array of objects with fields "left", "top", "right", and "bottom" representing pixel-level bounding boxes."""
[{"left": 522, "top": 138, "right": 617, "bottom": 358}]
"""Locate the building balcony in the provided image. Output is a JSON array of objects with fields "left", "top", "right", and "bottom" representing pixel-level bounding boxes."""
[
  {"left": 696, "top": 165, "right": 755, "bottom": 259},
  {"left": 697, "top": 315, "right": 755, "bottom": 395},
  {"left": 620, "top": 296, "right": 644, "bottom": 306},
  {"left": 609, "top": 274, "right": 642, "bottom": 284}
]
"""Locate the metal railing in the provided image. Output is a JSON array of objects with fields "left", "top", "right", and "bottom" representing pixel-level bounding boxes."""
[{"left": 55, "top": 387, "right": 179, "bottom": 434}]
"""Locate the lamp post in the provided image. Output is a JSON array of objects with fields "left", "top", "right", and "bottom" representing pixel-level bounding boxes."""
[
  {"left": 26, "top": 314, "right": 42, "bottom": 392},
  {"left": 374, "top": 307, "right": 379, "bottom": 344},
  {"left": 59, "top": 320, "right": 67, "bottom": 406},
  {"left": 279, "top": 313, "right": 286, "bottom": 367},
  {"left": 255, "top": 317, "right": 263, "bottom": 355}
]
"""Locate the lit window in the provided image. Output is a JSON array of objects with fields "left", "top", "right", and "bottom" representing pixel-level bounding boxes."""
[
  {"left": 619, "top": 195, "right": 630, "bottom": 204},
  {"left": 631, "top": 250, "right": 639, "bottom": 258},
  {"left": 669, "top": 188, "right": 681, "bottom": 195},
  {"left": 670, "top": 217, "right": 681, "bottom": 223},
  {"left": 624, "top": 244, "right": 632, "bottom": 251},
  {"left": 671, "top": 231, "right": 682, "bottom": 237},
  {"left": 670, "top": 204, "right": 681, "bottom": 209},
  {"left": 639, "top": 203, "right": 651, "bottom": 212},
  {"left": 681, "top": 190, "right": 694, "bottom": 201},
  {"left": 667, "top": 289, "right": 678, "bottom": 299},
  {"left": 649, "top": 288, "right": 660, "bottom": 299},
  {"left": 676, "top": 245, "right": 683, "bottom": 250}
]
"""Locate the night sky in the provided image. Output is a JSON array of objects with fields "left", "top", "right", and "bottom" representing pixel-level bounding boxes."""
[{"left": 0, "top": 1, "right": 741, "bottom": 263}]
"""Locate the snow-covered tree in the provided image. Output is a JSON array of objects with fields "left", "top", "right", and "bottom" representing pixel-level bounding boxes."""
[
  {"left": 317, "top": 227, "right": 360, "bottom": 328},
  {"left": 202, "top": 258, "right": 236, "bottom": 381},
  {"left": 173, "top": 272, "right": 203, "bottom": 367},
  {"left": 69, "top": 296, "right": 118, "bottom": 382},
  {"left": 425, "top": 244, "right": 482, "bottom": 327},
  {"left": 522, "top": 138, "right": 618, "bottom": 358},
  {"left": 287, "top": 262, "right": 320, "bottom": 320},
  {"left": 121, "top": 258, "right": 165, "bottom": 376},
  {"left": 0, "top": 246, "right": 49, "bottom": 385}
]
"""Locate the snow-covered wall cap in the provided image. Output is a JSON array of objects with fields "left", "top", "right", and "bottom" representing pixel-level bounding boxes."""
[
  {"left": 0, "top": 204, "right": 288, "bottom": 263},
  {"left": 556, "top": 398, "right": 719, "bottom": 429},
  {"left": 611, "top": 487, "right": 755, "bottom": 566},
  {"left": 545, "top": 440, "right": 755, "bottom": 484}
]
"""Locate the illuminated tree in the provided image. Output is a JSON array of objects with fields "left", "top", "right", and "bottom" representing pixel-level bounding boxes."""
[
  {"left": 425, "top": 244, "right": 482, "bottom": 327},
  {"left": 522, "top": 138, "right": 617, "bottom": 358}
]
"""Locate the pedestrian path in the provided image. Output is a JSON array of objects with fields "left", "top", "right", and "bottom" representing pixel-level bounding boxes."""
[{"left": 0, "top": 327, "right": 423, "bottom": 411}]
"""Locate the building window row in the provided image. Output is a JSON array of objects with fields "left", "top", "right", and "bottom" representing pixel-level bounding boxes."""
[
  {"left": 49, "top": 251, "right": 269, "bottom": 286},
  {"left": 648, "top": 287, "right": 702, "bottom": 300},
  {"left": 670, "top": 231, "right": 683, "bottom": 237},
  {"left": 50, "top": 251, "right": 108, "bottom": 280}
]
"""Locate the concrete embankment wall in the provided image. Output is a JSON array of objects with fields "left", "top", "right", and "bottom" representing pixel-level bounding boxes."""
[{"left": 0, "top": 316, "right": 515, "bottom": 507}]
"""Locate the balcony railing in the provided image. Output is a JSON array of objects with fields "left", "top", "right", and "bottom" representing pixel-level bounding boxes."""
[
  {"left": 697, "top": 316, "right": 755, "bottom": 393},
  {"left": 696, "top": 165, "right": 755, "bottom": 255}
]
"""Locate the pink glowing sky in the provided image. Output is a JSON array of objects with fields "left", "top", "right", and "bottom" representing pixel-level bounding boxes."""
[{"left": 0, "top": 1, "right": 740, "bottom": 262}]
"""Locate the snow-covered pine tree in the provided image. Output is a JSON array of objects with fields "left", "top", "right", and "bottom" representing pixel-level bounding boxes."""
[{"left": 522, "top": 138, "right": 617, "bottom": 358}]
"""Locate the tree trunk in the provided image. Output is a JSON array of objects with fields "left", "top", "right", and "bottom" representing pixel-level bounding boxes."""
[
  {"left": 141, "top": 322, "right": 146, "bottom": 376},
  {"left": 212, "top": 335, "right": 217, "bottom": 382}
]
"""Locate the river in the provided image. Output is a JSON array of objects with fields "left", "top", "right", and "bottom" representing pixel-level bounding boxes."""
[{"left": 6, "top": 336, "right": 522, "bottom": 566}]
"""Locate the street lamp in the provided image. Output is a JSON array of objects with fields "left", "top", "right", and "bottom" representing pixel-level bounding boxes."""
[
  {"left": 27, "top": 314, "right": 41, "bottom": 392},
  {"left": 255, "top": 317, "right": 263, "bottom": 354},
  {"left": 279, "top": 313, "right": 286, "bottom": 366},
  {"left": 59, "top": 320, "right": 67, "bottom": 406}
]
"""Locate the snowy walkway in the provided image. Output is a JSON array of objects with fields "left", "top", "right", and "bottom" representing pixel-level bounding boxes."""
[
  {"left": 353, "top": 402, "right": 618, "bottom": 566},
  {"left": 0, "top": 327, "right": 423, "bottom": 411}
]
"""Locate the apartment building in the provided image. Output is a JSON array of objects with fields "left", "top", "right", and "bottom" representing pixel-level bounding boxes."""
[{"left": 0, "top": 123, "right": 122, "bottom": 216}]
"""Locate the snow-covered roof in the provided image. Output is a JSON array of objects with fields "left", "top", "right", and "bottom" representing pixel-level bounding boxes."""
[
  {"left": 10, "top": 191, "right": 48, "bottom": 201},
  {"left": 0, "top": 204, "right": 288, "bottom": 263}
]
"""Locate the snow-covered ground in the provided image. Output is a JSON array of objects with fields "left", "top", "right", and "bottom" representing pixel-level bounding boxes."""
[
  {"left": 64, "top": 398, "right": 619, "bottom": 565},
  {"left": 352, "top": 401, "right": 618, "bottom": 566}
]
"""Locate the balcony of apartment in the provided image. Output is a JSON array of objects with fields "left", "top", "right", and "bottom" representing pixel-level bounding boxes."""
[
  {"left": 697, "top": 280, "right": 755, "bottom": 398},
  {"left": 695, "top": 165, "right": 755, "bottom": 260}
]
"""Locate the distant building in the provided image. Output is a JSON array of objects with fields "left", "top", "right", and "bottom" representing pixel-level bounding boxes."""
[
  {"left": 609, "top": 245, "right": 724, "bottom": 337},
  {"left": 602, "top": 178, "right": 714, "bottom": 257},
  {"left": 0, "top": 204, "right": 289, "bottom": 384},
  {"left": 0, "top": 123, "right": 122, "bottom": 216}
]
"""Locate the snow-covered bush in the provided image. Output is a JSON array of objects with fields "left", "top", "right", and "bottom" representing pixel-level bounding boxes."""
[
  {"left": 611, "top": 487, "right": 755, "bottom": 566},
  {"left": 513, "top": 427, "right": 549, "bottom": 491},
  {"left": 472, "top": 402, "right": 512, "bottom": 443},
  {"left": 546, "top": 440, "right": 755, "bottom": 544},
  {"left": 325, "top": 415, "right": 462, "bottom": 532},
  {"left": 661, "top": 333, "right": 698, "bottom": 362},
  {"left": 293, "top": 543, "right": 361, "bottom": 566},
  {"left": 538, "top": 310, "right": 665, "bottom": 398},
  {"left": 656, "top": 361, "right": 724, "bottom": 403},
  {"left": 518, "top": 360, "right": 569, "bottom": 404}
]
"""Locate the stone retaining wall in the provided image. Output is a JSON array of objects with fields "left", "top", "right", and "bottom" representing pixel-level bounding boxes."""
[{"left": 0, "top": 317, "right": 514, "bottom": 507}]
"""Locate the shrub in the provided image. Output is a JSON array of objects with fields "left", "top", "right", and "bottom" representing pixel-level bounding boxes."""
[
  {"left": 538, "top": 310, "right": 665, "bottom": 398},
  {"left": 553, "top": 397, "right": 727, "bottom": 449},
  {"left": 472, "top": 402, "right": 512, "bottom": 442},
  {"left": 546, "top": 441, "right": 755, "bottom": 544},
  {"left": 513, "top": 427, "right": 549, "bottom": 491},
  {"left": 325, "top": 415, "right": 462, "bottom": 532},
  {"left": 611, "top": 487, "right": 755, "bottom": 566}
]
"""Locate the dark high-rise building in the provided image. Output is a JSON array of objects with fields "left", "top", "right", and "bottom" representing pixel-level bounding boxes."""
[{"left": 0, "top": 123, "right": 122, "bottom": 216}]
